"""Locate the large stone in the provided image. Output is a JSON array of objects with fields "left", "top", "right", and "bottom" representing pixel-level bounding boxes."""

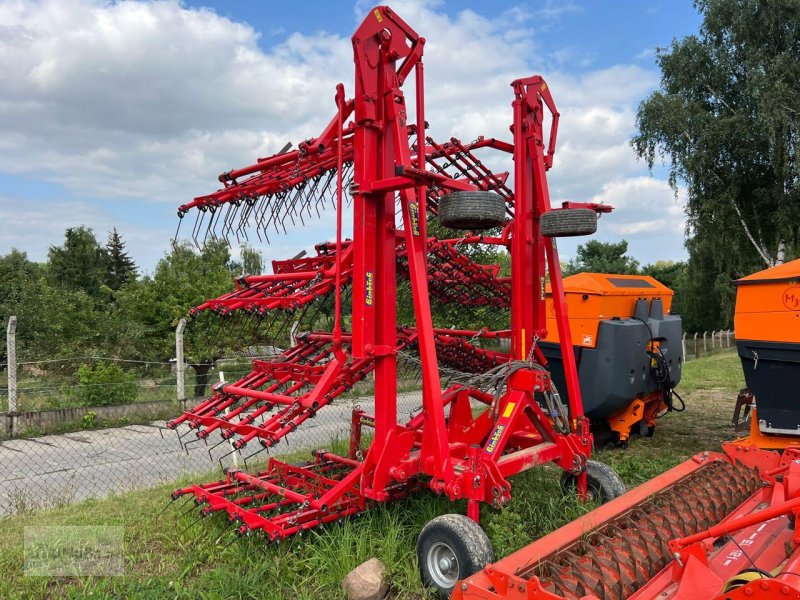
[{"left": 342, "top": 557, "right": 388, "bottom": 600}]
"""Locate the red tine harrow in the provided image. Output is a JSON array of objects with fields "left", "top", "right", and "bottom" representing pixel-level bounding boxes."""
[{"left": 168, "top": 5, "right": 622, "bottom": 596}]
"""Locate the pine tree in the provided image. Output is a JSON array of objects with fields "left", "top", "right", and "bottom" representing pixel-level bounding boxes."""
[
  {"left": 48, "top": 226, "right": 108, "bottom": 298},
  {"left": 105, "top": 228, "right": 136, "bottom": 290}
]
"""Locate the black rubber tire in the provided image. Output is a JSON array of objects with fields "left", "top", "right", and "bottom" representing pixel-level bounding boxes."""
[
  {"left": 560, "top": 460, "right": 626, "bottom": 504},
  {"left": 540, "top": 208, "right": 597, "bottom": 237},
  {"left": 417, "top": 514, "right": 495, "bottom": 598},
  {"left": 437, "top": 191, "right": 507, "bottom": 230}
]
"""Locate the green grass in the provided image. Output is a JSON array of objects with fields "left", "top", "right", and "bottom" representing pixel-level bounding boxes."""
[
  {"left": 0, "top": 352, "right": 744, "bottom": 599},
  {"left": 680, "top": 351, "right": 744, "bottom": 393}
]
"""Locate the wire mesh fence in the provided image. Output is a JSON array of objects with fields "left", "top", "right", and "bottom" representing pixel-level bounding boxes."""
[
  {"left": 0, "top": 345, "right": 432, "bottom": 517},
  {"left": 0, "top": 380, "right": 424, "bottom": 518},
  {"left": 0, "top": 320, "right": 738, "bottom": 518}
]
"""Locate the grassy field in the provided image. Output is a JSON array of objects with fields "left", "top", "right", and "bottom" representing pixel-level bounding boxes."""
[{"left": 0, "top": 352, "right": 744, "bottom": 599}]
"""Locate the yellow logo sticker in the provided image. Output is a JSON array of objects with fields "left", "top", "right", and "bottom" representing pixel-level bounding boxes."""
[
  {"left": 409, "top": 202, "right": 420, "bottom": 236},
  {"left": 374, "top": 9, "right": 383, "bottom": 22},
  {"left": 485, "top": 424, "right": 505, "bottom": 454},
  {"left": 365, "top": 272, "right": 374, "bottom": 306},
  {"left": 502, "top": 402, "right": 516, "bottom": 418}
]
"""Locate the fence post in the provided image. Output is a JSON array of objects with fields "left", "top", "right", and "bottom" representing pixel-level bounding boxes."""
[
  {"left": 703, "top": 331, "right": 708, "bottom": 353},
  {"left": 175, "top": 318, "right": 187, "bottom": 409},
  {"left": 719, "top": 330, "right": 724, "bottom": 349},
  {"left": 682, "top": 332, "right": 686, "bottom": 360},
  {"left": 727, "top": 329, "right": 732, "bottom": 348},
  {"left": 220, "top": 370, "right": 238, "bottom": 469},
  {"left": 6, "top": 316, "right": 16, "bottom": 413},
  {"left": 694, "top": 333, "right": 699, "bottom": 359}
]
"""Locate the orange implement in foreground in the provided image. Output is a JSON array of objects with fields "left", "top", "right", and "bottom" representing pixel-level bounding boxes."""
[{"left": 454, "top": 442, "right": 800, "bottom": 600}]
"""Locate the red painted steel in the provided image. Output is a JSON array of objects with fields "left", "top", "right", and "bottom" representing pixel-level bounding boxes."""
[
  {"left": 454, "top": 443, "right": 800, "bottom": 600},
  {"left": 169, "top": 4, "right": 610, "bottom": 544}
]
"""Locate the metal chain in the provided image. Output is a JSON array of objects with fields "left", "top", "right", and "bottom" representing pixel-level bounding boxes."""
[
  {"left": 526, "top": 334, "right": 540, "bottom": 365},
  {"left": 291, "top": 147, "right": 307, "bottom": 179}
]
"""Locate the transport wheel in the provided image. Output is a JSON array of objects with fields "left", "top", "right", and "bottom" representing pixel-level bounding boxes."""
[
  {"left": 560, "top": 460, "right": 626, "bottom": 503},
  {"left": 437, "top": 191, "right": 507, "bottom": 230},
  {"left": 417, "top": 514, "right": 495, "bottom": 598},
  {"left": 540, "top": 208, "right": 597, "bottom": 237}
]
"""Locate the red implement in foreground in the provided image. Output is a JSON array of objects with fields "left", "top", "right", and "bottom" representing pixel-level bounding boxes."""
[
  {"left": 169, "top": 5, "right": 623, "bottom": 596},
  {"left": 454, "top": 442, "right": 800, "bottom": 600}
]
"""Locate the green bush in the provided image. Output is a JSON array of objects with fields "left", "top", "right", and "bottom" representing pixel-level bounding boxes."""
[
  {"left": 71, "top": 363, "right": 138, "bottom": 407},
  {"left": 81, "top": 411, "right": 97, "bottom": 428}
]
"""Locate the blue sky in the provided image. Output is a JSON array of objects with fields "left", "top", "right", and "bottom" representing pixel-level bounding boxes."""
[{"left": 0, "top": 0, "right": 702, "bottom": 273}]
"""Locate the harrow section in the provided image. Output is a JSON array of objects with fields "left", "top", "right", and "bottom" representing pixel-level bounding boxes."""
[
  {"left": 167, "top": 331, "right": 416, "bottom": 453},
  {"left": 191, "top": 241, "right": 353, "bottom": 318},
  {"left": 172, "top": 453, "right": 387, "bottom": 541},
  {"left": 177, "top": 129, "right": 514, "bottom": 248},
  {"left": 192, "top": 237, "right": 510, "bottom": 326}
]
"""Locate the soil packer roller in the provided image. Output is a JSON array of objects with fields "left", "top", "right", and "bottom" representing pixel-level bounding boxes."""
[
  {"left": 166, "top": 4, "right": 627, "bottom": 596},
  {"left": 454, "top": 442, "right": 800, "bottom": 600}
]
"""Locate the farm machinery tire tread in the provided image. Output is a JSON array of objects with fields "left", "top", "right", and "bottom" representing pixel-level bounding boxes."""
[
  {"left": 560, "top": 460, "right": 626, "bottom": 504},
  {"left": 437, "top": 191, "right": 507, "bottom": 231},
  {"left": 540, "top": 208, "right": 597, "bottom": 237},
  {"left": 417, "top": 514, "right": 495, "bottom": 598}
]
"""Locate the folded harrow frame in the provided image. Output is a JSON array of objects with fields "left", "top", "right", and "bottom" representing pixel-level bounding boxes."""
[{"left": 168, "top": 5, "right": 622, "bottom": 594}]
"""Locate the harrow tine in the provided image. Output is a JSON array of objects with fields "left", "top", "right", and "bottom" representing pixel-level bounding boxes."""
[
  {"left": 213, "top": 519, "right": 238, "bottom": 546},
  {"left": 154, "top": 495, "right": 179, "bottom": 522},
  {"left": 178, "top": 425, "right": 197, "bottom": 442},
  {"left": 221, "top": 529, "right": 246, "bottom": 551},
  {"left": 174, "top": 215, "right": 183, "bottom": 244},
  {"left": 236, "top": 199, "right": 255, "bottom": 242},
  {"left": 207, "top": 437, "right": 229, "bottom": 461},
  {"left": 242, "top": 446, "right": 267, "bottom": 470},
  {"left": 173, "top": 427, "right": 187, "bottom": 450},
  {"left": 180, "top": 500, "right": 200, "bottom": 519},
  {"left": 202, "top": 206, "right": 216, "bottom": 244},
  {"left": 218, "top": 446, "right": 240, "bottom": 472},
  {"left": 183, "top": 436, "right": 207, "bottom": 454},
  {"left": 224, "top": 202, "right": 240, "bottom": 243},
  {"left": 179, "top": 513, "right": 207, "bottom": 537},
  {"left": 255, "top": 193, "right": 273, "bottom": 236},
  {"left": 192, "top": 209, "right": 206, "bottom": 249}
]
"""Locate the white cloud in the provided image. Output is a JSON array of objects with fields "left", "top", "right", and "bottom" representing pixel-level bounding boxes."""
[
  {"left": 557, "top": 176, "right": 689, "bottom": 265},
  {"left": 0, "top": 0, "right": 688, "bottom": 268}
]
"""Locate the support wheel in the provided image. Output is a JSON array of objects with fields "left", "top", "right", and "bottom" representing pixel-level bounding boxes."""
[
  {"left": 560, "top": 460, "right": 626, "bottom": 504},
  {"left": 417, "top": 514, "right": 495, "bottom": 598},
  {"left": 540, "top": 208, "right": 597, "bottom": 237},
  {"left": 437, "top": 191, "right": 507, "bottom": 230}
]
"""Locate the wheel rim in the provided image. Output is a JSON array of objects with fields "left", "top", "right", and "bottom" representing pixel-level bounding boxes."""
[{"left": 426, "top": 541, "right": 460, "bottom": 589}]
